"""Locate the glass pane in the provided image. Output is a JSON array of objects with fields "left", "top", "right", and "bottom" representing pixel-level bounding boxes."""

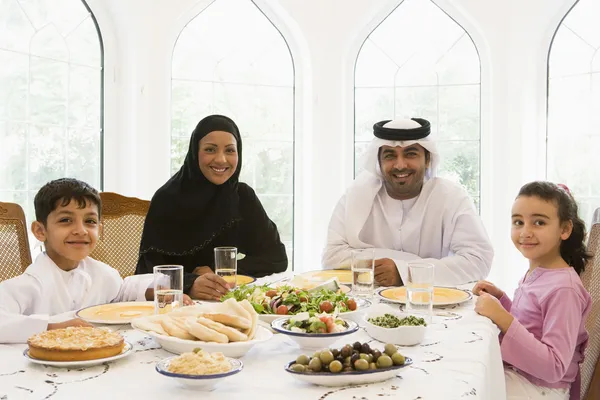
[
  {"left": 354, "top": 141, "right": 371, "bottom": 176},
  {"left": 29, "top": 56, "right": 68, "bottom": 125},
  {"left": 0, "top": 0, "right": 35, "bottom": 52},
  {"left": 66, "top": 16, "right": 101, "bottom": 67},
  {"left": 30, "top": 24, "right": 68, "bottom": 61},
  {"left": 240, "top": 141, "right": 293, "bottom": 195},
  {"left": 549, "top": 26, "right": 595, "bottom": 79},
  {"left": 257, "top": 194, "right": 293, "bottom": 243},
  {"left": 355, "top": 88, "right": 394, "bottom": 142},
  {"left": 173, "top": 0, "right": 292, "bottom": 87},
  {"left": 436, "top": 140, "right": 480, "bottom": 197},
  {"left": 560, "top": 0, "right": 600, "bottom": 49},
  {"left": 18, "top": 0, "right": 88, "bottom": 34},
  {"left": 394, "top": 86, "right": 438, "bottom": 130},
  {"left": 0, "top": 49, "right": 28, "bottom": 120},
  {"left": 0, "top": 121, "right": 27, "bottom": 190},
  {"left": 438, "top": 85, "right": 480, "bottom": 141},
  {"left": 170, "top": 136, "right": 189, "bottom": 176},
  {"left": 66, "top": 129, "right": 101, "bottom": 188},
  {"left": 436, "top": 35, "right": 480, "bottom": 85},
  {"left": 69, "top": 65, "right": 100, "bottom": 128},
  {"left": 212, "top": 83, "right": 293, "bottom": 140},
  {"left": 354, "top": 40, "right": 397, "bottom": 88},
  {"left": 28, "top": 124, "right": 66, "bottom": 189},
  {"left": 171, "top": 81, "right": 214, "bottom": 137},
  {"left": 548, "top": 75, "right": 591, "bottom": 139}
]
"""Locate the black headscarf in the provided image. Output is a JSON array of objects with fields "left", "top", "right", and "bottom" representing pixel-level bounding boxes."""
[{"left": 139, "top": 115, "right": 243, "bottom": 256}]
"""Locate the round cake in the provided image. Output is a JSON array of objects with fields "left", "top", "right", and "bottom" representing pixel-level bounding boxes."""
[{"left": 27, "top": 327, "right": 125, "bottom": 362}]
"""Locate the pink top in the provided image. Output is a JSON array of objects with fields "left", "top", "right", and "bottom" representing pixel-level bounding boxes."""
[{"left": 499, "top": 267, "right": 591, "bottom": 399}]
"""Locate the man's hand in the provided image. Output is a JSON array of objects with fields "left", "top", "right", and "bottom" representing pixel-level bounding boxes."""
[
  {"left": 472, "top": 280, "right": 504, "bottom": 299},
  {"left": 189, "top": 273, "right": 232, "bottom": 301},
  {"left": 48, "top": 318, "right": 93, "bottom": 330},
  {"left": 374, "top": 258, "right": 402, "bottom": 286}
]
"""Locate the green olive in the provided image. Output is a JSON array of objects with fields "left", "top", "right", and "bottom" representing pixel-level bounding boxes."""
[
  {"left": 384, "top": 343, "right": 397, "bottom": 357},
  {"left": 308, "top": 357, "right": 322, "bottom": 372},
  {"left": 329, "top": 360, "right": 343, "bottom": 373},
  {"left": 366, "top": 354, "right": 373, "bottom": 363},
  {"left": 392, "top": 352, "right": 406, "bottom": 366},
  {"left": 354, "top": 359, "right": 369, "bottom": 371},
  {"left": 359, "top": 353, "right": 369, "bottom": 361},
  {"left": 295, "top": 354, "right": 310, "bottom": 365},
  {"left": 369, "top": 362, "right": 377, "bottom": 370},
  {"left": 290, "top": 363, "right": 306, "bottom": 372},
  {"left": 313, "top": 351, "right": 321, "bottom": 359},
  {"left": 377, "top": 354, "right": 393, "bottom": 368},
  {"left": 319, "top": 350, "right": 334, "bottom": 365}
]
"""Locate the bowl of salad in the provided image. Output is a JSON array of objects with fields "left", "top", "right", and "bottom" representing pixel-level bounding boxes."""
[
  {"left": 221, "top": 284, "right": 371, "bottom": 324},
  {"left": 271, "top": 313, "right": 359, "bottom": 349},
  {"left": 364, "top": 307, "right": 427, "bottom": 346}
]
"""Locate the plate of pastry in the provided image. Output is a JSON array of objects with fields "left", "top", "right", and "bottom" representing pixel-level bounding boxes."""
[
  {"left": 376, "top": 286, "right": 472, "bottom": 306},
  {"left": 24, "top": 326, "right": 133, "bottom": 367},
  {"left": 76, "top": 301, "right": 155, "bottom": 324}
]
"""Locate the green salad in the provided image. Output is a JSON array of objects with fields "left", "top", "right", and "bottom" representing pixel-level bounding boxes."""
[{"left": 221, "top": 284, "right": 358, "bottom": 316}]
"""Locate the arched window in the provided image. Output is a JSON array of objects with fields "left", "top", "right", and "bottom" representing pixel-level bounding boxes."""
[
  {"left": 0, "top": 0, "right": 103, "bottom": 221},
  {"left": 171, "top": 0, "right": 295, "bottom": 262},
  {"left": 354, "top": 0, "right": 481, "bottom": 209},
  {"left": 548, "top": 0, "right": 600, "bottom": 225}
]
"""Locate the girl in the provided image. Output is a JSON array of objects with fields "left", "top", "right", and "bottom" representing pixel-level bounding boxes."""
[{"left": 473, "top": 181, "right": 592, "bottom": 400}]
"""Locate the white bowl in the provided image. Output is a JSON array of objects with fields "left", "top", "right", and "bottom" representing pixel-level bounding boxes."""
[
  {"left": 284, "top": 358, "right": 412, "bottom": 387},
  {"left": 271, "top": 317, "right": 359, "bottom": 349},
  {"left": 258, "top": 297, "right": 372, "bottom": 325},
  {"left": 156, "top": 356, "right": 243, "bottom": 390},
  {"left": 363, "top": 308, "right": 426, "bottom": 346},
  {"left": 137, "top": 325, "right": 273, "bottom": 357}
]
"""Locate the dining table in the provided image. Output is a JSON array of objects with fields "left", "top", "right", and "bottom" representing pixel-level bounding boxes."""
[{"left": 0, "top": 272, "right": 507, "bottom": 400}]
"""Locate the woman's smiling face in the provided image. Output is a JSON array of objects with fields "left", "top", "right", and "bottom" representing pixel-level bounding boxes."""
[{"left": 197, "top": 130, "right": 239, "bottom": 185}]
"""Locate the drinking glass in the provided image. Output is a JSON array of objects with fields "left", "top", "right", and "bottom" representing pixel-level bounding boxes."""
[
  {"left": 405, "top": 261, "right": 434, "bottom": 323},
  {"left": 351, "top": 249, "right": 375, "bottom": 297},
  {"left": 153, "top": 265, "right": 183, "bottom": 314},
  {"left": 214, "top": 246, "right": 238, "bottom": 288}
]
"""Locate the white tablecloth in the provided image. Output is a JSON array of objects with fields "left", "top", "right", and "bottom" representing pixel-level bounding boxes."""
[{"left": 0, "top": 277, "right": 507, "bottom": 400}]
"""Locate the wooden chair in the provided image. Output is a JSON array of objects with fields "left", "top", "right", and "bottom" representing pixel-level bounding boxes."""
[
  {"left": 89, "top": 192, "right": 150, "bottom": 278},
  {"left": 0, "top": 202, "right": 32, "bottom": 281},
  {"left": 582, "top": 208, "right": 600, "bottom": 399}
]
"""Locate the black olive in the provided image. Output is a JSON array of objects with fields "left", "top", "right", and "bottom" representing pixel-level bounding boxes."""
[
  {"left": 353, "top": 341, "right": 362, "bottom": 351},
  {"left": 331, "top": 348, "right": 340, "bottom": 358},
  {"left": 350, "top": 353, "right": 360, "bottom": 365},
  {"left": 361, "top": 343, "right": 371, "bottom": 354},
  {"left": 340, "top": 345, "right": 353, "bottom": 358},
  {"left": 372, "top": 350, "right": 382, "bottom": 362}
]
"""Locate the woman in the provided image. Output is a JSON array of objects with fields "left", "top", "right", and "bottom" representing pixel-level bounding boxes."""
[{"left": 136, "top": 115, "right": 288, "bottom": 300}]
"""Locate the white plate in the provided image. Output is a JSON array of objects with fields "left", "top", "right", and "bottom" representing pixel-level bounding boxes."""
[
  {"left": 156, "top": 356, "right": 243, "bottom": 390},
  {"left": 271, "top": 317, "right": 359, "bottom": 350},
  {"left": 135, "top": 325, "right": 273, "bottom": 358},
  {"left": 23, "top": 341, "right": 133, "bottom": 368},
  {"left": 76, "top": 302, "right": 155, "bottom": 324},
  {"left": 376, "top": 286, "right": 473, "bottom": 307},
  {"left": 284, "top": 357, "right": 413, "bottom": 387},
  {"left": 258, "top": 298, "right": 372, "bottom": 325}
]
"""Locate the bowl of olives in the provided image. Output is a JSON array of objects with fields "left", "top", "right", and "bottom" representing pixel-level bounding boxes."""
[
  {"left": 272, "top": 314, "right": 359, "bottom": 349},
  {"left": 364, "top": 308, "right": 427, "bottom": 346},
  {"left": 284, "top": 342, "right": 412, "bottom": 387}
]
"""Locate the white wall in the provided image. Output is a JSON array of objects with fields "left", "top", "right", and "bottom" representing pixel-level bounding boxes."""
[{"left": 86, "top": 0, "right": 578, "bottom": 294}]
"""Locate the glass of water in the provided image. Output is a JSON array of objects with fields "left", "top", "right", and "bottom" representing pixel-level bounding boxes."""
[
  {"left": 406, "top": 261, "right": 434, "bottom": 322},
  {"left": 351, "top": 249, "right": 375, "bottom": 297},
  {"left": 153, "top": 265, "right": 183, "bottom": 315},
  {"left": 214, "top": 247, "right": 238, "bottom": 288}
]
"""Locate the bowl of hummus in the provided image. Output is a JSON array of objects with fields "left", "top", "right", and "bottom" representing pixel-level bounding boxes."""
[{"left": 156, "top": 348, "right": 243, "bottom": 390}]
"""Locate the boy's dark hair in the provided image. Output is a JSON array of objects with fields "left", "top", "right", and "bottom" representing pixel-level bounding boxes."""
[
  {"left": 34, "top": 178, "right": 102, "bottom": 225},
  {"left": 517, "top": 181, "right": 592, "bottom": 275}
]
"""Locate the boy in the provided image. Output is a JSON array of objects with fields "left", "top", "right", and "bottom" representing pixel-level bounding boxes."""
[{"left": 0, "top": 178, "right": 153, "bottom": 343}]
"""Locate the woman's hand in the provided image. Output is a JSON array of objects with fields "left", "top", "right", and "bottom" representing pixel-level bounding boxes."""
[
  {"left": 189, "top": 273, "right": 232, "bottom": 301},
  {"left": 472, "top": 280, "right": 504, "bottom": 299}
]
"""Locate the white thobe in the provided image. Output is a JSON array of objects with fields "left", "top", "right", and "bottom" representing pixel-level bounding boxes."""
[
  {"left": 322, "top": 176, "right": 493, "bottom": 286},
  {"left": 0, "top": 253, "right": 153, "bottom": 343}
]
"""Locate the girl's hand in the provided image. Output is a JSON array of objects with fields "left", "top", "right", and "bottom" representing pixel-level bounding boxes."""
[
  {"left": 475, "top": 293, "right": 514, "bottom": 333},
  {"left": 183, "top": 294, "right": 194, "bottom": 306},
  {"left": 472, "top": 280, "right": 504, "bottom": 299}
]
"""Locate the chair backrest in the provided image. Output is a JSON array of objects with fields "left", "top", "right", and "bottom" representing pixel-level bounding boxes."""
[
  {"left": 582, "top": 208, "right": 600, "bottom": 399},
  {"left": 89, "top": 192, "right": 150, "bottom": 278},
  {"left": 0, "top": 202, "right": 32, "bottom": 281}
]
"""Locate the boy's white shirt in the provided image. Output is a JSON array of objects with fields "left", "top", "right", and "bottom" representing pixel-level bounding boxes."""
[{"left": 0, "top": 252, "right": 153, "bottom": 343}]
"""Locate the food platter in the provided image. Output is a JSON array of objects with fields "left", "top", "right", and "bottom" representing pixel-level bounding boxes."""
[
  {"left": 76, "top": 302, "right": 155, "bottom": 324},
  {"left": 376, "top": 287, "right": 472, "bottom": 306}
]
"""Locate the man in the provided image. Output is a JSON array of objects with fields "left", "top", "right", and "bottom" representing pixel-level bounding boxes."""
[{"left": 322, "top": 118, "right": 493, "bottom": 286}]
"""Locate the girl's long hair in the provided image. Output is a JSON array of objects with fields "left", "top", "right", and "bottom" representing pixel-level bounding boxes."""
[{"left": 517, "top": 181, "right": 592, "bottom": 275}]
